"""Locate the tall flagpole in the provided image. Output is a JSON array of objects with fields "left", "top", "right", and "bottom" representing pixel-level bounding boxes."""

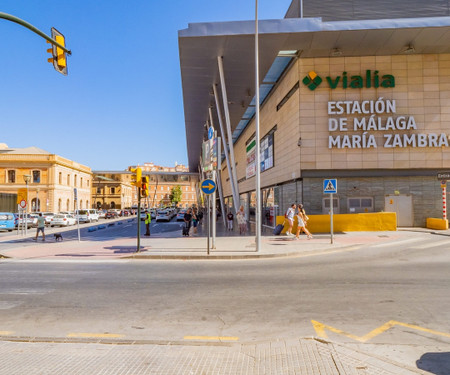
[{"left": 255, "top": 0, "right": 261, "bottom": 252}]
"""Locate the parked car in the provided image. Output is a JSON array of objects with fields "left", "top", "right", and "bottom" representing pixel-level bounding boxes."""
[
  {"left": 50, "top": 214, "right": 76, "bottom": 227},
  {"left": 176, "top": 210, "right": 186, "bottom": 221},
  {"left": 105, "top": 210, "right": 118, "bottom": 219},
  {"left": 15, "top": 213, "right": 35, "bottom": 229},
  {"left": 0, "top": 212, "right": 15, "bottom": 232},
  {"left": 150, "top": 209, "right": 156, "bottom": 219},
  {"left": 75, "top": 209, "right": 99, "bottom": 223},
  {"left": 156, "top": 210, "right": 171, "bottom": 222},
  {"left": 120, "top": 210, "right": 130, "bottom": 217},
  {"left": 41, "top": 212, "right": 56, "bottom": 226},
  {"left": 29, "top": 214, "right": 39, "bottom": 227},
  {"left": 98, "top": 210, "right": 107, "bottom": 219}
]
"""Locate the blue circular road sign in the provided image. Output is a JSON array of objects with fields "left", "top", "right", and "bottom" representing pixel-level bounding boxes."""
[{"left": 200, "top": 179, "right": 216, "bottom": 195}]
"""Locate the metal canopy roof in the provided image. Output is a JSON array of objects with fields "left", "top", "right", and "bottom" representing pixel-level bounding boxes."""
[{"left": 179, "top": 16, "right": 450, "bottom": 172}]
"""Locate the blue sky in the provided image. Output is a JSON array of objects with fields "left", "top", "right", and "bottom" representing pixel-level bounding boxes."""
[{"left": 0, "top": 0, "right": 292, "bottom": 170}]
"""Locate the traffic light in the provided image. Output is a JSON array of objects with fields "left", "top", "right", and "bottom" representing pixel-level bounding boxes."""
[
  {"left": 129, "top": 167, "right": 142, "bottom": 187},
  {"left": 141, "top": 176, "right": 149, "bottom": 197},
  {"left": 46, "top": 27, "right": 67, "bottom": 75}
]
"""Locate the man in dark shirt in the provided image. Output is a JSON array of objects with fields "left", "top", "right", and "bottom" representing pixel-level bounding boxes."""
[{"left": 184, "top": 208, "right": 192, "bottom": 235}]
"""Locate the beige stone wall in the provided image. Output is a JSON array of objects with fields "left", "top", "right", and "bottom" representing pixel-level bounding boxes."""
[
  {"left": 299, "top": 54, "right": 450, "bottom": 170},
  {"left": 221, "top": 59, "right": 301, "bottom": 198},
  {"left": 220, "top": 53, "right": 450, "bottom": 202},
  {"left": 0, "top": 154, "right": 92, "bottom": 212}
]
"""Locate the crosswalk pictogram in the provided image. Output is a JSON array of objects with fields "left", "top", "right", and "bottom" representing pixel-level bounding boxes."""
[{"left": 323, "top": 179, "right": 337, "bottom": 194}]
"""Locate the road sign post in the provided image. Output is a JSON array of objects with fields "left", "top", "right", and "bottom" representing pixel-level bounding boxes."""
[
  {"left": 323, "top": 179, "right": 337, "bottom": 244},
  {"left": 74, "top": 188, "right": 80, "bottom": 242},
  {"left": 201, "top": 179, "right": 217, "bottom": 254}
]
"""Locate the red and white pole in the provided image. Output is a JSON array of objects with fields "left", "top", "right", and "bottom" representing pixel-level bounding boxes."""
[{"left": 441, "top": 181, "right": 447, "bottom": 220}]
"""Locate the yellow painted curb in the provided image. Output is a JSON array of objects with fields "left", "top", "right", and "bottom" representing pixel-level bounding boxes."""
[
  {"left": 426, "top": 217, "right": 449, "bottom": 230},
  {"left": 277, "top": 212, "right": 397, "bottom": 233}
]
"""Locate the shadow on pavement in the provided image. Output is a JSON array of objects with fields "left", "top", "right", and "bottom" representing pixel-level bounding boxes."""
[{"left": 416, "top": 352, "right": 450, "bottom": 375}]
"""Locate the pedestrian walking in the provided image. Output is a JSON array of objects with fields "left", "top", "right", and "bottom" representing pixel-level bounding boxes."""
[
  {"left": 236, "top": 205, "right": 247, "bottom": 235},
  {"left": 144, "top": 211, "right": 151, "bottom": 236},
  {"left": 34, "top": 213, "right": 45, "bottom": 241},
  {"left": 183, "top": 208, "right": 193, "bottom": 236},
  {"left": 295, "top": 204, "right": 313, "bottom": 239},
  {"left": 227, "top": 210, "right": 234, "bottom": 231},
  {"left": 192, "top": 208, "right": 198, "bottom": 234},
  {"left": 285, "top": 203, "right": 296, "bottom": 236}
]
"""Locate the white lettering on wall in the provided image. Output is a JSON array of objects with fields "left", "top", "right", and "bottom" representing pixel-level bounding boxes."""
[{"left": 327, "top": 98, "right": 449, "bottom": 149}]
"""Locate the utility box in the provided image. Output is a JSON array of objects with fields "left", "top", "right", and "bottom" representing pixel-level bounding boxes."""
[{"left": 385, "top": 194, "right": 413, "bottom": 227}]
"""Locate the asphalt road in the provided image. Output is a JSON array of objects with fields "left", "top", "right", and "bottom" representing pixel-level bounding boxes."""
[
  {"left": 0, "top": 229, "right": 449, "bottom": 372},
  {"left": 0, "top": 231, "right": 448, "bottom": 342}
]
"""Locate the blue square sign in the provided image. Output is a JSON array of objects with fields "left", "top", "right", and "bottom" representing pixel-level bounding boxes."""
[{"left": 323, "top": 179, "right": 337, "bottom": 194}]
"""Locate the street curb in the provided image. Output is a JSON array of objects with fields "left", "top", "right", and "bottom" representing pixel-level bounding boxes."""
[{"left": 123, "top": 244, "right": 362, "bottom": 260}]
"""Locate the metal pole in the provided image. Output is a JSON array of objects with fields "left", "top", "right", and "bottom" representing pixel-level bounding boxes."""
[
  {"left": 442, "top": 182, "right": 447, "bottom": 220},
  {"left": 76, "top": 197, "right": 80, "bottom": 242},
  {"left": 212, "top": 85, "right": 240, "bottom": 214},
  {"left": 0, "top": 12, "right": 71, "bottom": 54},
  {"left": 212, "top": 170, "right": 216, "bottom": 249},
  {"left": 25, "top": 181, "right": 28, "bottom": 236},
  {"left": 217, "top": 58, "right": 240, "bottom": 213},
  {"left": 137, "top": 189, "right": 141, "bottom": 252},
  {"left": 207, "top": 195, "right": 210, "bottom": 255},
  {"left": 255, "top": 0, "right": 261, "bottom": 252},
  {"left": 330, "top": 193, "right": 334, "bottom": 244}
]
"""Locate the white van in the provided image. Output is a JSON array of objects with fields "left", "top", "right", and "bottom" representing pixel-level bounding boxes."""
[{"left": 75, "top": 209, "right": 99, "bottom": 223}]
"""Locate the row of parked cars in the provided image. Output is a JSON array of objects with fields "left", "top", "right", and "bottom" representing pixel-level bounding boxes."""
[
  {"left": 137, "top": 207, "right": 180, "bottom": 222},
  {"left": 0, "top": 209, "right": 130, "bottom": 231}
]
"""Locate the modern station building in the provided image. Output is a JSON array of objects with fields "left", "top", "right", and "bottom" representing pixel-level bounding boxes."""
[{"left": 179, "top": 0, "right": 450, "bottom": 227}]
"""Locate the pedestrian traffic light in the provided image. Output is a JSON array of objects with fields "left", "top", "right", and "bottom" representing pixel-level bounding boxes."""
[
  {"left": 46, "top": 27, "right": 67, "bottom": 75},
  {"left": 141, "top": 176, "right": 149, "bottom": 197},
  {"left": 129, "top": 167, "right": 142, "bottom": 187}
]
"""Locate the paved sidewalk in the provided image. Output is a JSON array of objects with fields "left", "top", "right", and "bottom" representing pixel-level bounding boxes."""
[
  {"left": 0, "top": 337, "right": 425, "bottom": 375},
  {"left": 0, "top": 230, "right": 416, "bottom": 261}
]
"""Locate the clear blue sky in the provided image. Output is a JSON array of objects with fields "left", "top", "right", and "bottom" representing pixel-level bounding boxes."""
[{"left": 0, "top": 0, "right": 292, "bottom": 170}]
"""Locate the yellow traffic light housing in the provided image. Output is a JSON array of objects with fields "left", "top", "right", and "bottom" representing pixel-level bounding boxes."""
[
  {"left": 141, "top": 176, "right": 149, "bottom": 197},
  {"left": 129, "top": 167, "right": 142, "bottom": 187},
  {"left": 47, "top": 27, "right": 67, "bottom": 75}
]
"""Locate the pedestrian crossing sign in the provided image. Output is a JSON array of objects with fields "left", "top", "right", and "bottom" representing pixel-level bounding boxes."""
[{"left": 323, "top": 179, "right": 337, "bottom": 194}]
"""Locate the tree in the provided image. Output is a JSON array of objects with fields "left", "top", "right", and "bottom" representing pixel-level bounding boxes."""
[{"left": 170, "top": 185, "right": 183, "bottom": 206}]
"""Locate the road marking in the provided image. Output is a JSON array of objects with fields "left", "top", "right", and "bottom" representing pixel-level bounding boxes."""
[
  {"left": 67, "top": 332, "right": 124, "bottom": 339},
  {"left": 0, "top": 331, "right": 14, "bottom": 336},
  {"left": 370, "top": 238, "right": 421, "bottom": 248},
  {"left": 184, "top": 335, "right": 239, "bottom": 341},
  {"left": 311, "top": 320, "right": 450, "bottom": 343},
  {"left": 411, "top": 239, "right": 450, "bottom": 249}
]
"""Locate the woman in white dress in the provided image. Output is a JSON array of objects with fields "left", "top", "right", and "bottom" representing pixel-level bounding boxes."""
[{"left": 295, "top": 204, "right": 313, "bottom": 239}]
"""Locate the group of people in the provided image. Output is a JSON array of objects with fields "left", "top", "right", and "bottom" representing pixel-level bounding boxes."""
[
  {"left": 285, "top": 203, "right": 313, "bottom": 240},
  {"left": 183, "top": 207, "right": 203, "bottom": 236}
]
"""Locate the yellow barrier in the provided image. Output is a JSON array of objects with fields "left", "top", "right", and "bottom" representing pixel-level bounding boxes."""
[
  {"left": 426, "top": 218, "right": 449, "bottom": 230},
  {"left": 276, "top": 212, "right": 397, "bottom": 233}
]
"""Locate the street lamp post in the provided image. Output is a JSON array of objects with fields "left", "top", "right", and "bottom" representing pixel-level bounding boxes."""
[
  {"left": 23, "top": 174, "right": 31, "bottom": 236},
  {"left": 36, "top": 188, "right": 40, "bottom": 212},
  {"left": 255, "top": 0, "right": 261, "bottom": 252}
]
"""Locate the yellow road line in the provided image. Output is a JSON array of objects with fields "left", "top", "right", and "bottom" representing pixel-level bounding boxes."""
[
  {"left": 312, "top": 320, "right": 450, "bottom": 343},
  {"left": 184, "top": 335, "right": 239, "bottom": 341},
  {"left": 67, "top": 332, "right": 124, "bottom": 339},
  {"left": 0, "top": 331, "right": 14, "bottom": 336}
]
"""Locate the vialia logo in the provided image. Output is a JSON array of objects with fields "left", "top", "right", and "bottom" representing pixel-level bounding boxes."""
[{"left": 302, "top": 70, "right": 395, "bottom": 91}]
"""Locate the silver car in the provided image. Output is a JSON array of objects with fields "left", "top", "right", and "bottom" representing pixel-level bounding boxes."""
[{"left": 51, "top": 214, "right": 76, "bottom": 227}]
